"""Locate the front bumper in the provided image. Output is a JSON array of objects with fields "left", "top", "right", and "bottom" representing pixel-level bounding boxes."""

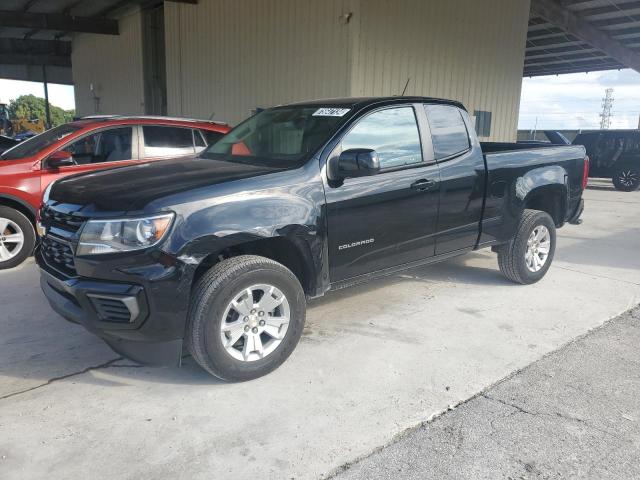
[{"left": 36, "top": 248, "right": 190, "bottom": 366}]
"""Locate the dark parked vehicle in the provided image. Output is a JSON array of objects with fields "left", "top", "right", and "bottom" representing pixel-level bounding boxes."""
[
  {"left": 573, "top": 130, "right": 640, "bottom": 191},
  {"left": 518, "top": 130, "right": 571, "bottom": 146},
  {"left": 37, "top": 97, "right": 588, "bottom": 380},
  {"left": 0, "top": 135, "right": 19, "bottom": 154}
]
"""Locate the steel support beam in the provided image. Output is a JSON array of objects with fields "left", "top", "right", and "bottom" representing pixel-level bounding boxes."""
[
  {"left": 0, "top": 10, "right": 119, "bottom": 35},
  {"left": 531, "top": 0, "right": 640, "bottom": 73},
  {"left": 0, "top": 54, "right": 71, "bottom": 67},
  {"left": 0, "top": 38, "right": 71, "bottom": 56}
]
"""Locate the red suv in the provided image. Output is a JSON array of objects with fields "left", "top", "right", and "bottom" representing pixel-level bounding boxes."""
[{"left": 0, "top": 116, "right": 230, "bottom": 269}]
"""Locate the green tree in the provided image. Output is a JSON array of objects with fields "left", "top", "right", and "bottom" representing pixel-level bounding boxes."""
[{"left": 8, "top": 94, "right": 75, "bottom": 128}]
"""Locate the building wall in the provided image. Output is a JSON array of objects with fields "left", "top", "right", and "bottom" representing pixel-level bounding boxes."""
[
  {"left": 164, "top": 0, "right": 530, "bottom": 140},
  {"left": 349, "top": 0, "right": 530, "bottom": 141},
  {"left": 164, "top": 0, "right": 355, "bottom": 125},
  {"left": 71, "top": 7, "right": 145, "bottom": 116}
]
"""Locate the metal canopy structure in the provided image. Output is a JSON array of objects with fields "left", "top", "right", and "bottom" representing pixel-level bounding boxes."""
[
  {"left": 0, "top": 0, "right": 195, "bottom": 84},
  {"left": 0, "top": 0, "right": 639, "bottom": 85},
  {"left": 526, "top": 0, "right": 640, "bottom": 76}
]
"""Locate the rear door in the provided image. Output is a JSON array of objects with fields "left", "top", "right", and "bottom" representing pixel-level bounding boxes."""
[
  {"left": 424, "top": 104, "right": 486, "bottom": 255},
  {"left": 40, "top": 126, "right": 139, "bottom": 195},
  {"left": 325, "top": 104, "right": 441, "bottom": 282}
]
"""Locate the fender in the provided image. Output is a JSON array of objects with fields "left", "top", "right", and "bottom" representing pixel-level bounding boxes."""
[
  {"left": 163, "top": 174, "right": 328, "bottom": 297},
  {"left": 0, "top": 191, "right": 37, "bottom": 218},
  {"left": 483, "top": 165, "right": 568, "bottom": 245}
]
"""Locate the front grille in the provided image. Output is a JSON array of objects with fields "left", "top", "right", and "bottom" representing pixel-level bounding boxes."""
[
  {"left": 41, "top": 207, "right": 85, "bottom": 233},
  {"left": 41, "top": 236, "right": 76, "bottom": 276},
  {"left": 87, "top": 295, "right": 138, "bottom": 323}
]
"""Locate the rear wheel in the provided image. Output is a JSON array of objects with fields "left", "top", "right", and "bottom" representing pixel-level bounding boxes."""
[
  {"left": 0, "top": 206, "right": 36, "bottom": 270},
  {"left": 612, "top": 167, "right": 640, "bottom": 192},
  {"left": 186, "top": 255, "right": 306, "bottom": 381},
  {"left": 497, "top": 209, "right": 556, "bottom": 284}
]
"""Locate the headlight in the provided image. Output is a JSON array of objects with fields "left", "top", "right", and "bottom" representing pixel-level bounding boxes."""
[{"left": 76, "top": 213, "right": 175, "bottom": 256}]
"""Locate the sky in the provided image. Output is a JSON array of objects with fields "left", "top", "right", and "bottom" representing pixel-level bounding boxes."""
[
  {"left": 518, "top": 68, "right": 640, "bottom": 131},
  {"left": 0, "top": 79, "right": 76, "bottom": 111}
]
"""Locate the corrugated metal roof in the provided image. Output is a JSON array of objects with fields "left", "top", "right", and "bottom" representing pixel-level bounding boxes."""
[
  {"left": 525, "top": 0, "right": 640, "bottom": 76},
  {"left": 1, "top": 0, "right": 639, "bottom": 78},
  {"left": 0, "top": 0, "right": 130, "bottom": 41}
]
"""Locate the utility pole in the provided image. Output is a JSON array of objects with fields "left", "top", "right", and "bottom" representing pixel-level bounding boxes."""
[
  {"left": 599, "top": 88, "right": 614, "bottom": 130},
  {"left": 42, "top": 65, "right": 51, "bottom": 130},
  {"left": 637, "top": 114, "right": 640, "bottom": 130}
]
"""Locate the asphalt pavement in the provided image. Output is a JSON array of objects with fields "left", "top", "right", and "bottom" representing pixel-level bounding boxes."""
[{"left": 334, "top": 305, "right": 640, "bottom": 480}]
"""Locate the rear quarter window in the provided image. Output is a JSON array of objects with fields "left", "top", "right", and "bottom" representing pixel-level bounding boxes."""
[{"left": 424, "top": 104, "right": 470, "bottom": 160}]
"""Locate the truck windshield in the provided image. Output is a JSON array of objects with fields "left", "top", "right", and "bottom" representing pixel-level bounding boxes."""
[
  {"left": 0, "top": 124, "right": 81, "bottom": 160},
  {"left": 201, "top": 106, "right": 350, "bottom": 167}
]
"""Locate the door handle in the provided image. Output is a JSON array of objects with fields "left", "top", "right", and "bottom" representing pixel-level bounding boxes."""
[{"left": 410, "top": 179, "right": 436, "bottom": 191}]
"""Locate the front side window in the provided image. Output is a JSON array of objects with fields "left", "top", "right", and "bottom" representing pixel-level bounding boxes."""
[
  {"left": 142, "top": 126, "right": 195, "bottom": 157},
  {"left": 341, "top": 107, "right": 423, "bottom": 169},
  {"left": 61, "top": 127, "right": 133, "bottom": 164},
  {"left": 202, "top": 107, "right": 349, "bottom": 167},
  {"left": 425, "top": 104, "right": 470, "bottom": 160}
]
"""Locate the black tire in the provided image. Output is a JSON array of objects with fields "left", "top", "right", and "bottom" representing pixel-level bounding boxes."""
[
  {"left": 497, "top": 209, "right": 556, "bottom": 285},
  {"left": 612, "top": 166, "right": 640, "bottom": 192},
  {"left": 186, "top": 255, "right": 306, "bottom": 381},
  {"left": 0, "top": 206, "right": 36, "bottom": 270}
]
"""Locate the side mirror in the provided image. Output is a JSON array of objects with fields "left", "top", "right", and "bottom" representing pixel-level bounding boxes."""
[
  {"left": 46, "top": 150, "right": 74, "bottom": 168},
  {"left": 335, "top": 148, "right": 380, "bottom": 179}
]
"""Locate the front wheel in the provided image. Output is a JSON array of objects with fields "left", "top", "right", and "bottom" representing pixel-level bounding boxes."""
[
  {"left": 612, "top": 167, "right": 640, "bottom": 192},
  {"left": 186, "top": 255, "right": 306, "bottom": 381},
  {"left": 0, "top": 206, "right": 36, "bottom": 270},
  {"left": 497, "top": 209, "right": 556, "bottom": 285}
]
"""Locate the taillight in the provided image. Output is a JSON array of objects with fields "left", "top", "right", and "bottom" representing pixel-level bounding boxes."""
[{"left": 582, "top": 156, "right": 589, "bottom": 190}]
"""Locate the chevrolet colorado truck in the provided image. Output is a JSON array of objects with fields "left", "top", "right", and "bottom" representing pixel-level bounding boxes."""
[{"left": 36, "top": 97, "right": 588, "bottom": 381}]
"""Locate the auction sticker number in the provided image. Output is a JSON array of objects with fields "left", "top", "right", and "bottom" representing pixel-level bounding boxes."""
[{"left": 313, "top": 108, "right": 351, "bottom": 117}]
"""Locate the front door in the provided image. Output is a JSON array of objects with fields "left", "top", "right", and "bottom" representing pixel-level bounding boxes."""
[
  {"left": 324, "top": 105, "right": 441, "bottom": 282},
  {"left": 40, "top": 126, "right": 139, "bottom": 195}
]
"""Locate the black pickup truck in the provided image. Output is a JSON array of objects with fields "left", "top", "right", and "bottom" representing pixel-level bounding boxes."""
[
  {"left": 37, "top": 97, "right": 588, "bottom": 381},
  {"left": 572, "top": 130, "right": 640, "bottom": 191}
]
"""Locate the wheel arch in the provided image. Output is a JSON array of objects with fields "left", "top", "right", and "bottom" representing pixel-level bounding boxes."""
[
  {"left": 0, "top": 193, "right": 37, "bottom": 225},
  {"left": 523, "top": 184, "right": 567, "bottom": 227},
  {"left": 517, "top": 166, "right": 569, "bottom": 227},
  {"left": 189, "top": 235, "right": 319, "bottom": 297}
]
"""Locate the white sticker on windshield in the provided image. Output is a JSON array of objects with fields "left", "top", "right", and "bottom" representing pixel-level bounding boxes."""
[{"left": 313, "top": 108, "right": 350, "bottom": 117}]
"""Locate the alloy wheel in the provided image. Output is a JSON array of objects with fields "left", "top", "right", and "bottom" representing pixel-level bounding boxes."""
[
  {"left": 525, "top": 225, "right": 551, "bottom": 273},
  {"left": 618, "top": 170, "right": 639, "bottom": 189},
  {"left": 0, "top": 217, "right": 25, "bottom": 262},
  {"left": 220, "top": 284, "right": 291, "bottom": 362}
]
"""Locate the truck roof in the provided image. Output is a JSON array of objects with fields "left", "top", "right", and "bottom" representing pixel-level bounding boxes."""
[{"left": 283, "top": 96, "right": 466, "bottom": 111}]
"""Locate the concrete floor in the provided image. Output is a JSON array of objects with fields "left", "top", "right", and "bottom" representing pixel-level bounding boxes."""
[
  {"left": 0, "top": 180, "right": 639, "bottom": 479},
  {"left": 334, "top": 305, "right": 640, "bottom": 480}
]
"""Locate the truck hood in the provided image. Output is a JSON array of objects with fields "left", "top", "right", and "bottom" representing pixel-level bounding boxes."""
[{"left": 50, "top": 156, "right": 285, "bottom": 211}]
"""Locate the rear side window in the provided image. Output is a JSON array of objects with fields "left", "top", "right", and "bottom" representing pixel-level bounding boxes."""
[
  {"left": 341, "top": 107, "right": 423, "bottom": 169},
  {"left": 142, "top": 126, "right": 195, "bottom": 157},
  {"left": 201, "top": 129, "right": 224, "bottom": 145},
  {"left": 424, "top": 105, "right": 470, "bottom": 160}
]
